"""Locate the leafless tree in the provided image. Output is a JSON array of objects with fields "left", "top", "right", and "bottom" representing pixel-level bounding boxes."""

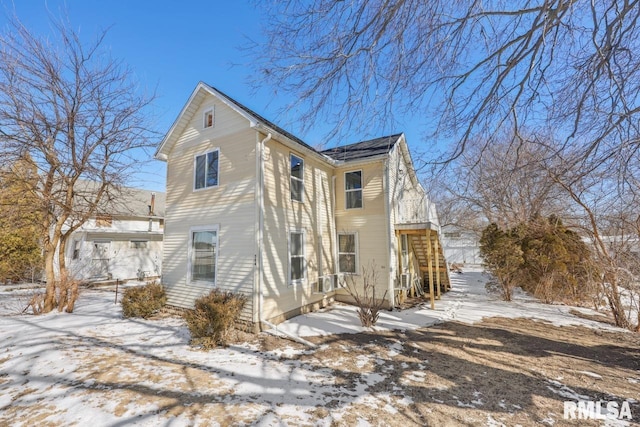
[
  {"left": 0, "top": 15, "right": 155, "bottom": 313},
  {"left": 344, "top": 262, "right": 388, "bottom": 328},
  {"left": 448, "top": 135, "right": 568, "bottom": 229},
  {"left": 254, "top": 1, "right": 640, "bottom": 168},
  {"left": 547, "top": 147, "right": 640, "bottom": 330}
]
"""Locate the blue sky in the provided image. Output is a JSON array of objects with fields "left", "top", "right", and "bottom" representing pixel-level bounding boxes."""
[{"left": 0, "top": 1, "right": 427, "bottom": 192}]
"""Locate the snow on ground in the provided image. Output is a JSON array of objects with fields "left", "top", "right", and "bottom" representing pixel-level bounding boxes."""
[
  {"left": 276, "top": 267, "right": 625, "bottom": 337},
  {"left": 0, "top": 269, "right": 634, "bottom": 426}
]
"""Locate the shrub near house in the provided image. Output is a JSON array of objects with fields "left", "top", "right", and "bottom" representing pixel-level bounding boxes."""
[{"left": 480, "top": 216, "right": 597, "bottom": 304}]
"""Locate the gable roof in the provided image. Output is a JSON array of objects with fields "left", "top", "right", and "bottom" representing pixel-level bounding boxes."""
[
  {"left": 155, "top": 82, "right": 320, "bottom": 160},
  {"left": 155, "top": 82, "right": 407, "bottom": 169},
  {"left": 321, "top": 134, "right": 403, "bottom": 162}
]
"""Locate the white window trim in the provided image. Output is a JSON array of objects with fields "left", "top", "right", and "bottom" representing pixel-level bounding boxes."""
[
  {"left": 193, "top": 148, "right": 220, "bottom": 191},
  {"left": 288, "top": 229, "right": 306, "bottom": 286},
  {"left": 345, "top": 169, "right": 363, "bottom": 210},
  {"left": 187, "top": 224, "right": 220, "bottom": 286},
  {"left": 203, "top": 106, "right": 215, "bottom": 129},
  {"left": 338, "top": 232, "right": 359, "bottom": 274},
  {"left": 290, "top": 153, "right": 304, "bottom": 203}
]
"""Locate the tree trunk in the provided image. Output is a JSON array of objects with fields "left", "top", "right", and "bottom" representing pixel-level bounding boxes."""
[
  {"left": 43, "top": 243, "right": 57, "bottom": 313},
  {"left": 606, "top": 278, "right": 629, "bottom": 329}
]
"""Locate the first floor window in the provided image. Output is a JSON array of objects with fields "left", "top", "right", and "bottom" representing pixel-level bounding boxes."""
[
  {"left": 338, "top": 233, "right": 358, "bottom": 273},
  {"left": 195, "top": 150, "right": 219, "bottom": 189},
  {"left": 345, "top": 170, "right": 363, "bottom": 209},
  {"left": 289, "top": 231, "right": 305, "bottom": 283},
  {"left": 191, "top": 229, "right": 217, "bottom": 283},
  {"left": 72, "top": 240, "right": 81, "bottom": 260}
]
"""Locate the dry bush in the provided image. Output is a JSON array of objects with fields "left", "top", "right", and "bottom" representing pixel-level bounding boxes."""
[
  {"left": 121, "top": 282, "right": 166, "bottom": 319},
  {"left": 345, "top": 263, "right": 388, "bottom": 328},
  {"left": 183, "top": 289, "right": 247, "bottom": 349}
]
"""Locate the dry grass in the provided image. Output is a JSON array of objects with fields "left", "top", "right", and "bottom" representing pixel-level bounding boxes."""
[{"left": 1, "top": 316, "right": 639, "bottom": 426}]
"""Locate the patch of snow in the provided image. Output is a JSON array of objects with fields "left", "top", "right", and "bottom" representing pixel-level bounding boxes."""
[
  {"left": 277, "top": 269, "right": 629, "bottom": 337},
  {"left": 546, "top": 380, "right": 590, "bottom": 401},
  {"left": 580, "top": 370, "right": 603, "bottom": 379}
]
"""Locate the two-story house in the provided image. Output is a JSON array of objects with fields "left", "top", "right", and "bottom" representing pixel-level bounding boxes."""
[{"left": 155, "top": 82, "right": 448, "bottom": 330}]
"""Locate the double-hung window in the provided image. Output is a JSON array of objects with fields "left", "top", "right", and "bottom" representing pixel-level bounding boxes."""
[
  {"left": 345, "top": 170, "right": 362, "bottom": 209},
  {"left": 289, "top": 231, "right": 305, "bottom": 284},
  {"left": 290, "top": 154, "right": 304, "bottom": 202},
  {"left": 338, "top": 233, "right": 358, "bottom": 274},
  {"left": 195, "top": 150, "right": 219, "bottom": 190},
  {"left": 190, "top": 227, "right": 218, "bottom": 284}
]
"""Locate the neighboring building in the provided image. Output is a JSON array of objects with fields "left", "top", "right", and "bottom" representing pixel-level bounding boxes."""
[
  {"left": 441, "top": 225, "right": 482, "bottom": 266},
  {"left": 155, "top": 82, "right": 448, "bottom": 328},
  {"left": 64, "top": 187, "right": 165, "bottom": 282}
]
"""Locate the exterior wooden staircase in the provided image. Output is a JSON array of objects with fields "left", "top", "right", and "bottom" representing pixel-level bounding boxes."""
[{"left": 395, "top": 227, "right": 451, "bottom": 309}]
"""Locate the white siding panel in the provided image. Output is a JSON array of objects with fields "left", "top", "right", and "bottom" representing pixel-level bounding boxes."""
[
  {"left": 162, "top": 96, "right": 257, "bottom": 321},
  {"left": 261, "top": 138, "right": 336, "bottom": 320},
  {"left": 335, "top": 160, "right": 390, "bottom": 298}
]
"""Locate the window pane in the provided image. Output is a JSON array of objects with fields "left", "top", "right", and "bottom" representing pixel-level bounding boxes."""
[
  {"left": 291, "top": 179, "right": 303, "bottom": 202},
  {"left": 195, "top": 155, "right": 206, "bottom": 189},
  {"left": 346, "top": 190, "right": 363, "bottom": 209},
  {"left": 345, "top": 171, "right": 362, "bottom": 190},
  {"left": 291, "top": 257, "right": 304, "bottom": 281},
  {"left": 339, "top": 234, "right": 355, "bottom": 252},
  {"left": 290, "top": 155, "right": 303, "bottom": 180},
  {"left": 204, "top": 110, "right": 213, "bottom": 128},
  {"left": 207, "top": 151, "right": 218, "bottom": 186},
  {"left": 290, "top": 232, "right": 303, "bottom": 255},
  {"left": 339, "top": 254, "right": 356, "bottom": 273},
  {"left": 192, "top": 231, "right": 216, "bottom": 282}
]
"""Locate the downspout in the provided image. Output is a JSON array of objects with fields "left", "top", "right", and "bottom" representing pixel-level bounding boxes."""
[
  {"left": 257, "top": 132, "right": 271, "bottom": 330},
  {"left": 383, "top": 157, "right": 395, "bottom": 309},
  {"left": 332, "top": 175, "right": 337, "bottom": 275}
]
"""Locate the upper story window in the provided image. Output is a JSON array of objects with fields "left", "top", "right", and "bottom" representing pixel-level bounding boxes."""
[
  {"left": 195, "top": 150, "right": 219, "bottom": 190},
  {"left": 345, "top": 170, "right": 363, "bottom": 209},
  {"left": 203, "top": 107, "right": 214, "bottom": 129},
  {"left": 290, "top": 154, "right": 304, "bottom": 202}
]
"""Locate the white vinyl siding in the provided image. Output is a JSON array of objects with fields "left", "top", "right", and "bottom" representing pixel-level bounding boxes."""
[
  {"left": 290, "top": 154, "right": 304, "bottom": 202},
  {"left": 338, "top": 232, "right": 358, "bottom": 274},
  {"left": 162, "top": 96, "right": 256, "bottom": 321},
  {"left": 289, "top": 230, "right": 305, "bottom": 285},
  {"left": 195, "top": 149, "right": 219, "bottom": 190},
  {"left": 345, "top": 170, "right": 363, "bottom": 209}
]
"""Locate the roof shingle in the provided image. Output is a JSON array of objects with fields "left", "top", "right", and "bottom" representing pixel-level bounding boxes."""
[{"left": 321, "top": 134, "right": 403, "bottom": 162}]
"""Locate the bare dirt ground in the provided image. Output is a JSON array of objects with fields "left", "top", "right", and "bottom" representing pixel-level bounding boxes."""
[
  {"left": 302, "top": 317, "right": 640, "bottom": 426},
  {"left": 2, "top": 314, "right": 638, "bottom": 426}
]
